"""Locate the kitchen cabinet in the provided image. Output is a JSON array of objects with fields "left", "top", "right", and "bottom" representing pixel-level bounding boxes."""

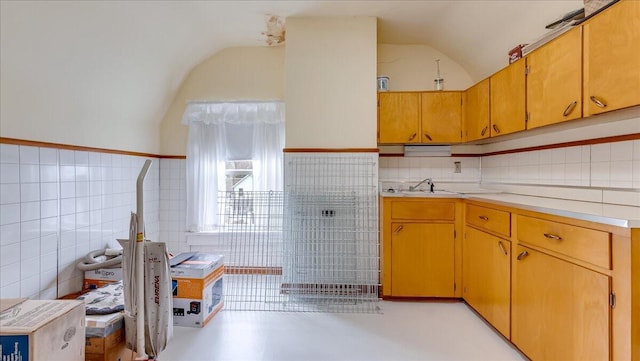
[
  {"left": 490, "top": 59, "right": 526, "bottom": 137},
  {"left": 378, "top": 91, "right": 463, "bottom": 144},
  {"left": 526, "top": 26, "right": 582, "bottom": 129},
  {"left": 420, "top": 91, "right": 462, "bottom": 143},
  {"left": 378, "top": 92, "right": 420, "bottom": 144},
  {"left": 463, "top": 226, "right": 511, "bottom": 337},
  {"left": 512, "top": 214, "right": 613, "bottom": 360},
  {"left": 512, "top": 245, "right": 610, "bottom": 360},
  {"left": 583, "top": 0, "right": 640, "bottom": 116},
  {"left": 462, "top": 78, "right": 490, "bottom": 142},
  {"left": 391, "top": 222, "right": 455, "bottom": 297},
  {"left": 381, "top": 198, "right": 461, "bottom": 298}
]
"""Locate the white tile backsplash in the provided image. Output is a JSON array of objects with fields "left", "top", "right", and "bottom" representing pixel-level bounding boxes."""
[
  {"left": 1, "top": 144, "right": 20, "bottom": 163},
  {"left": 378, "top": 156, "right": 481, "bottom": 183},
  {"left": 1, "top": 184, "right": 20, "bottom": 204},
  {"left": 20, "top": 183, "right": 40, "bottom": 202},
  {"left": 40, "top": 165, "right": 58, "bottom": 182},
  {"left": 0, "top": 164, "right": 20, "bottom": 183},
  {"left": 20, "top": 164, "right": 39, "bottom": 183},
  {"left": 20, "top": 220, "right": 40, "bottom": 241},
  {"left": 39, "top": 148, "right": 57, "bottom": 165},
  {"left": 0, "top": 223, "right": 20, "bottom": 246},
  {"left": 20, "top": 201, "right": 40, "bottom": 222},
  {"left": 0, "top": 144, "right": 161, "bottom": 300},
  {"left": 611, "top": 141, "right": 633, "bottom": 161},
  {"left": 19, "top": 146, "right": 39, "bottom": 164},
  {"left": 481, "top": 140, "right": 640, "bottom": 190}
]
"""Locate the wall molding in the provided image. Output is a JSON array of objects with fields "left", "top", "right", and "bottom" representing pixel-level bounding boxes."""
[
  {"left": 0, "top": 137, "right": 186, "bottom": 159},
  {"left": 283, "top": 148, "right": 379, "bottom": 153},
  {"left": 482, "top": 133, "right": 640, "bottom": 157},
  {"left": 378, "top": 133, "right": 640, "bottom": 158}
]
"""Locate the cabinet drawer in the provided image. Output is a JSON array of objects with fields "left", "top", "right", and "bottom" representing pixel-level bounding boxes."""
[
  {"left": 516, "top": 215, "right": 611, "bottom": 269},
  {"left": 466, "top": 204, "right": 510, "bottom": 237},
  {"left": 391, "top": 201, "right": 455, "bottom": 221}
]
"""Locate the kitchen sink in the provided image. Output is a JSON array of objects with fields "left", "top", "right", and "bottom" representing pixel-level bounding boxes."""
[{"left": 381, "top": 189, "right": 460, "bottom": 197}]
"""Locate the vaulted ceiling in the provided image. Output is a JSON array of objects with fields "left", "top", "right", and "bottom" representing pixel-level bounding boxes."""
[{"left": 1, "top": 0, "right": 583, "bottom": 150}]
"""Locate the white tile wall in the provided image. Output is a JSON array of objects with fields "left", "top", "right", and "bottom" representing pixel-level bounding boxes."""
[
  {"left": 378, "top": 156, "right": 481, "bottom": 183},
  {"left": 481, "top": 140, "right": 640, "bottom": 190},
  {"left": 158, "top": 159, "right": 188, "bottom": 255},
  {"left": 0, "top": 143, "right": 160, "bottom": 299}
]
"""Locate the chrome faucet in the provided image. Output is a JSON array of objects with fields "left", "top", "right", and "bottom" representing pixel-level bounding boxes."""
[{"left": 408, "top": 177, "right": 434, "bottom": 192}]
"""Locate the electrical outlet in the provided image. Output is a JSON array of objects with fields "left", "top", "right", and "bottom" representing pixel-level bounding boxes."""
[{"left": 454, "top": 161, "right": 462, "bottom": 173}]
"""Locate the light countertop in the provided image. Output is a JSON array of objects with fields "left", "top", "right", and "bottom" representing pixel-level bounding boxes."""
[{"left": 380, "top": 190, "right": 640, "bottom": 228}]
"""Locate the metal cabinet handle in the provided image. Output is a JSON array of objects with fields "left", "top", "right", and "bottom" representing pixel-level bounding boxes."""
[
  {"left": 478, "top": 215, "right": 489, "bottom": 221},
  {"left": 590, "top": 96, "right": 607, "bottom": 108},
  {"left": 498, "top": 241, "right": 508, "bottom": 256},
  {"left": 424, "top": 133, "right": 432, "bottom": 141},
  {"left": 563, "top": 101, "right": 578, "bottom": 117},
  {"left": 393, "top": 225, "right": 404, "bottom": 234},
  {"left": 543, "top": 233, "right": 562, "bottom": 241},
  {"left": 517, "top": 250, "right": 529, "bottom": 261},
  {"left": 408, "top": 133, "right": 417, "bottom": 141},
  {"left": 480, "top": 126, "right": 488, "bottom": 136},
  {"left": 492, "top": 124, "right": 501, "bottom": 134}
]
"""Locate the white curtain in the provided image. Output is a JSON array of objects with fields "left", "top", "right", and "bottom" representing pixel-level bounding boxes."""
[{"left": 182, "top": 101, "right": 285, "bottom": 232}]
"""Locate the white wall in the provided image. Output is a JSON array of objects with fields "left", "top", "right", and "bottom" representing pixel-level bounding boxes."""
[
  {"left": 159, "top": 46, "right": 285, "bottom": 155},
  {"left": 285, "top": 17, "right": 378, "bottom": 149},
  {"left": 377, "top": 44, "right": 474, "bottom": 91}
]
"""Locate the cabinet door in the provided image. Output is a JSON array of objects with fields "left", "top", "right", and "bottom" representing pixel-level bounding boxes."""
[
  {"left": 527, "top": 27, "right": 582, "bottom": 129},
  {"left": 512, "top": 246, "right": 610, "bottom": 361},
  {"left": 490, "top": 60, "right": 526, "bottom": 136},
  {"left": 421, "top": 92, "right": 462, "bottom": 143},
  {"left": 378, "top": 92, "right": 420, "bottom": 144},
  {"left": 462, "top": 227, "right": 511, "bottom": 338},
  {"left": 463, "top": 79, "right": 490, "bottom": 142},
  {"left": 391, "top": 222, "right": 455, "bottom": 297},
  {"left": 583, "top": 0, "right": 640, "bottom": 116}
]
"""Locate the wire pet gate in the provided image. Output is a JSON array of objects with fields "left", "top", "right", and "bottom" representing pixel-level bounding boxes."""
[{"left": 196, "top": 189, "right": 379, "bottom": 313}]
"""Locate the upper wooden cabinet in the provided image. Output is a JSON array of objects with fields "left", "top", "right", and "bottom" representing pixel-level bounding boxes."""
[
  {"left": 463, "top": 78, "right": 490, "bottom": 142},
  {"left": 378, "top": 92, "right": 420, "bottom": 144},
  {"left": 583, "top": 0, "right": 640, "bottom": 116},
  {"left": 378, "top": 91, "right": 463, "bottom": 144},
  {"left": 526, "top": 27, "right": 582, "bottom": 129},
  {"left": 421, "top": 91, "right": 462, "bottom": 143},
  {"left": 490, "top": 59, "right": 526, "bottom": 137}
]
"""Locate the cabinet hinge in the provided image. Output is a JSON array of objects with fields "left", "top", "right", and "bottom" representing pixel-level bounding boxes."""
[
  {"left": 610, "top": 292, "right": 616, "bottom": 309},
  {"left": 525, "top": 65, "right": 530, "bottom": 75},
  {"left": 525, "top": 112, "right": 529, "bottom": 123},
  {"left": 454, "top": 229, "right": 457, "bottom": 239},
  {"left": 454, "top": 282, "right": 457, "bottom": 292}
]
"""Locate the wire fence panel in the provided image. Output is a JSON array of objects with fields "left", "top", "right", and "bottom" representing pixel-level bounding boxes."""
[{"left": 191, "top": 153, "right": 380, "bottom": 313}]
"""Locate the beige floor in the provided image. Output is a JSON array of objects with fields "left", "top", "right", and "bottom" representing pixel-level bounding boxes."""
[{"left": 160, "top": 300, "right": 527, "bottom": 361}]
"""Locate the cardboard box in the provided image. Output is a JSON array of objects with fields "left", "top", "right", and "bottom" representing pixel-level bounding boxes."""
[
  {"left": 508, "top": 44, "right": 528, "bottom": 64},
  {"left": 0, "top": 298, "right": 85, "bottom": 361},
  {"left": 170, "top": 253, "right": 224, "bottom": 328},
  {"left": 85, "top": 328, "right": 130, "bottom": 361},
  {"left": 83, "top": 268, "right": 123, "bottom": 291}
]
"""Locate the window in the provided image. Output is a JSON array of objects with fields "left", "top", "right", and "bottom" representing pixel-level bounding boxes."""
[
  {"left": 224, "top": 160, "right": 254, "bottom": 193},
  {"left": 183, "top": 101, "right": 284, "bottom": 232}
]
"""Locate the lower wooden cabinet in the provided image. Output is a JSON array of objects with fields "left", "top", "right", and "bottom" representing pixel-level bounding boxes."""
[
  {"left": 391, "top": 222, "right": 455, "bottom": 297},
  {"left": 381, "top": 198, "right": 460, "bottom": 298},
  {"left": 512, "top": 245, "right": 610, "bottom": 361},
  {"left": 462, "top": 226, "right": 511, "bottom": 338}
]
